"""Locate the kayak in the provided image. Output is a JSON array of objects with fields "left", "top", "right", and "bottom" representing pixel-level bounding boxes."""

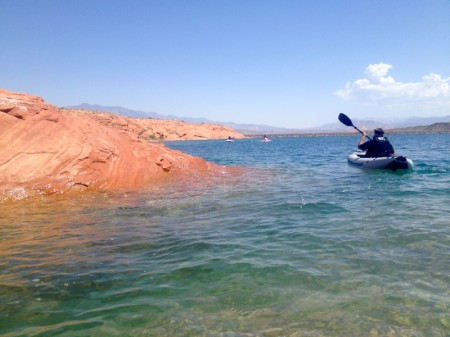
[{"left": 347, "top": 151, "right": 414, "bottom": 170}]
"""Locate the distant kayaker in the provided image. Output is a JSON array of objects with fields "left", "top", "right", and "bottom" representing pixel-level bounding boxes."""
[
  {"left": 225, "top": 136, "right": 234, "bottom": 142},
  {"left": 358, "top": 128, "right": 395, "bottom": 157}
]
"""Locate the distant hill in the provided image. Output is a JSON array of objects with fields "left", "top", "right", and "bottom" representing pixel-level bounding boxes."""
[
  {"left": 394, "top": 116, "right": 450, "bottom": 127},
  {"left": 67, "top": 104, "right": 450, "bottom": 135},
  {"left": 68, "top": 103, "right": 294, "bottom": 134},
  {"left": 390, "top": 122, "right": 450, "bottom": 134},
  {"left": 307, "top": 115, "right": 450, "bottom": 133},
  {"left": 70, "top": 103, "right": 172, "bottom": 120}
]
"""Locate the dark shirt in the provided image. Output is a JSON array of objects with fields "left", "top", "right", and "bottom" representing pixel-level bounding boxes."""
[{"left": 358, "top": 136, "right": 395, "bottom": 157}]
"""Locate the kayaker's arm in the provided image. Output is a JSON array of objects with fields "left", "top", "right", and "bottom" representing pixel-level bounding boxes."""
[
  {"left": 387, "top": 145, "right": 395, "bottom": 157},
  {"left": 358, "top": 132, "right": 367, "bottom": 148}
]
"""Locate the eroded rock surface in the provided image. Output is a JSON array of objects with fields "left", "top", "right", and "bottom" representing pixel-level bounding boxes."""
[{"left": 0, "top": 89, "right": 242, "bottom": 202}]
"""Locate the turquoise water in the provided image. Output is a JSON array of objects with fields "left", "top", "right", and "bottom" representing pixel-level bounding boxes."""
[{"left": 1, "top": 134, "right": 449, "bottom": 337}]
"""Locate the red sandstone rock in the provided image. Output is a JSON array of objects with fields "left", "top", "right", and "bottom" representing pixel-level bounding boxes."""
[
  {"left": 61, "top": 108, "right": 244, "bottom": 141},
  {"left": 0, "top": 89, "right": 243, "bottom": 202}
]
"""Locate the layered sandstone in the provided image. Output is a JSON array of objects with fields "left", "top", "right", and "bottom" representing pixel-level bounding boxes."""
[
  {"left": 0, "top": 89, "right": 243, "bottom": 203},
  {"left": 62, "top": 109, "right": 245, "bottom": 141}
]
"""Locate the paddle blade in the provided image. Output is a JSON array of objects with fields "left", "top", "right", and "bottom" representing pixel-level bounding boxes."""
[{"left": 338, "top": 113, "right": 354, "bottom": 127}]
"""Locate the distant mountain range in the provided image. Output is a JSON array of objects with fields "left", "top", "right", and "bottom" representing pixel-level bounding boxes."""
[{"left": 68, "top": 103, "right": 450, "bottom": 135}]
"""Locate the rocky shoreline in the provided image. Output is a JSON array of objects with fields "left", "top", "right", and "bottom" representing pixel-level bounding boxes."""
[{"left": 0, "top": 89, "right": 244, "bottom": 203}]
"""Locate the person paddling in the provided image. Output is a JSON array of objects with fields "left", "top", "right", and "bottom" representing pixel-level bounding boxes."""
[{"left": 358, "top": 128, "right": 395, "bottom": 157}]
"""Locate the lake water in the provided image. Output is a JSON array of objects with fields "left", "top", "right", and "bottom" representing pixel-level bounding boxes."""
[{"left": 1, "top": 134, "right": 449, "bottom": 337}]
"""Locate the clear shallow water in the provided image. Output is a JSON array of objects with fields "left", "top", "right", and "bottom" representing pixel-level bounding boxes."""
[{"left": 1, "top": 134, "right": 449, "bottom": 337}]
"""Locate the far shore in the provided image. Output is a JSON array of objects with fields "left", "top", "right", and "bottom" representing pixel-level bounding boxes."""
[{"left": 246, "top": 129, "right": 450, "bottom": 139}]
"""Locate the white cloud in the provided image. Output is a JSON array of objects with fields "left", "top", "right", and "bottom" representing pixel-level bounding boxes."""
[
  {"left": 364, "top": 63, "right": 395, "bottom": 84},
  {"left": 335, "top": 63, "right": 450, "bottom": 102}
]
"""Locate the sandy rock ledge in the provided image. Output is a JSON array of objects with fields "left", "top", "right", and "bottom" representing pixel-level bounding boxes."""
[{"left": 0, "top": 89, "right": 243, "bottom": 202}]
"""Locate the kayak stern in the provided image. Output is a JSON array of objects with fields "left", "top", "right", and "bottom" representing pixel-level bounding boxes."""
[{"left": 347, "top": 152, "right": 414, "bottom": 170}]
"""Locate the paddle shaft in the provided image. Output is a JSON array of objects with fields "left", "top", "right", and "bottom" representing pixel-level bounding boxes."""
[{"left": 352, "top": 126, "right": 372, "bottom": 140}]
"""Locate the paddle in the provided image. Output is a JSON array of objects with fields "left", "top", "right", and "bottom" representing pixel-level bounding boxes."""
[{"left": 338, "top": 113, "right": 371, "bottom": 140}]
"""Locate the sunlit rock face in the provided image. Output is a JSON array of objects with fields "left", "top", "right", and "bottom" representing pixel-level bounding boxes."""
[{"left": 0, "top": 89, "right": 241, "bottom": 202}]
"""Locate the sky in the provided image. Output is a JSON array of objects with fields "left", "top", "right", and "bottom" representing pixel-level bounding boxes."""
[{"left": 1, "top": 0, "right": 449, "bottom": 128}]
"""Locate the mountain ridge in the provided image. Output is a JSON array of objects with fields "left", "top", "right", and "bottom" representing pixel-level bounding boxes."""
[{"left": 67, "top": 103, "right": 450, "bottom": 135}]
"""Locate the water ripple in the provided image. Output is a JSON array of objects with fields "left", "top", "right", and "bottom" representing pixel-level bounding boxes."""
[{"left": 2, "top": 135, "right": 450, "bottom": 336}]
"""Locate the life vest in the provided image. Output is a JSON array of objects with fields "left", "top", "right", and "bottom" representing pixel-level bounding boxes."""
[{"left": 366, "top": 136, "right": 393, "bottom": 157}]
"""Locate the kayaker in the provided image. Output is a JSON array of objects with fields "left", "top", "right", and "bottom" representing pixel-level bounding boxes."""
[{"left": 358, "top": 128, "right": 395, "bottom": 157}]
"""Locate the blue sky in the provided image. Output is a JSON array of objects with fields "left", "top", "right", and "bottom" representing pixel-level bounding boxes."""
[{"left": 1, "top": 0, "right": 449, "bottom": 128}]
